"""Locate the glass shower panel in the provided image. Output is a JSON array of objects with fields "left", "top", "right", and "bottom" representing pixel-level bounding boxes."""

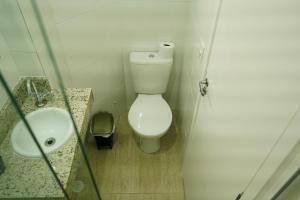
[
  {"left": 25, "top": 1, "right": 102, "bottom": 199},
  {"left": 0, "top": 0, "right": 69, "bottom": 198},
  {"left": 0, "top": 0, "right": 101, "bottom": 198},
  {"left": 0, "top": 73, "right": 68, "bottom": 199}
]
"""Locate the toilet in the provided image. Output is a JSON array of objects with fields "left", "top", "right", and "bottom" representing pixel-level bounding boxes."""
[{"left": 128, "top": 45, "right": 174, "bottom": 153}]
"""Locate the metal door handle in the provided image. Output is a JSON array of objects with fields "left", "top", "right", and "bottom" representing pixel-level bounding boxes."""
[{"left": 199, "top": 78, "right": 209, "bottom": 96}]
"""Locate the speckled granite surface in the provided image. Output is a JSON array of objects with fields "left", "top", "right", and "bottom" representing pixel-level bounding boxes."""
[
  {"left": 0, "top": 77, "right": 51, "bottom": 144},
  {"left": 0, "top": 77, "right": 93, "bottom": 199}
]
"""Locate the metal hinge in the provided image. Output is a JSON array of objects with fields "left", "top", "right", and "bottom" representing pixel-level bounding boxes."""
[{"left": 199, "top": 78, "right": 209, "bottom": 96}]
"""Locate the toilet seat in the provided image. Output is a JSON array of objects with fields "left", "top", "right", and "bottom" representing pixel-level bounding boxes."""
[{"left": 128, "top": 94, "right": 172, "bottom": 138}]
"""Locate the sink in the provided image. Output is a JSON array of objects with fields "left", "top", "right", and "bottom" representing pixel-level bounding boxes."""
[{"left": 11, "top": 107, "right": 74, "bottom": 157}]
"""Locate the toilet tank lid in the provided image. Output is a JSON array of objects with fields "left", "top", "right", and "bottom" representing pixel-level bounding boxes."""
[{"left": 130, "top": 52, "right": 172, "bottom": 65}]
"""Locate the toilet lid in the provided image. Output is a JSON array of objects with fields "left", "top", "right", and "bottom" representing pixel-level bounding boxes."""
[{"left": 128, "top": 94, "right": 172, "bottom": 138}]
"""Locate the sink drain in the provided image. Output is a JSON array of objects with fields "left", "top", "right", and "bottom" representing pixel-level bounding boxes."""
[{"left": 44, "top": 137, "right": 56, "bottom": 147}]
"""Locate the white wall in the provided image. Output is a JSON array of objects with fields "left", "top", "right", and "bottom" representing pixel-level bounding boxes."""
[
  {"left": 0, "top": 34, "right": 20, "bottom": 89},
  {"left": 181, "top": 0, "right": 300, "bottom": 199},
  {"left": 177, "top": 0, "right": 220, "bottom": 149},
  {"left": 36, "top": 0, "right": 190, "bottom": 116},
  {"left": 0, "top": 0, "right": 45, "bottom": 108},
  {"left": 0, "top": 33, "right": 20, "bottom": 108},
  {"left": 0, "top": 0, "right": 44, "bottom": 78}
]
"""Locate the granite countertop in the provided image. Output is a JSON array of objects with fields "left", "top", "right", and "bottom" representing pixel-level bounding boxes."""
[{"left": 0, "top": 87, "right": 93, "bottom": 199}]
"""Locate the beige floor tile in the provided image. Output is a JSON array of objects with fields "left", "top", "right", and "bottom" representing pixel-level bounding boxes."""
[
  {"left": 74, "top": 113, "right": 184, "bottom": 199},
  {"left": 110, "top": 193, "right": 184, "bottom": 200}
]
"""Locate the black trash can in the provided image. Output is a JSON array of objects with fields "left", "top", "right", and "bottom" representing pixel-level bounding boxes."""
[{"left": 90, "top": 112, "right": 115, "bottom": 149}]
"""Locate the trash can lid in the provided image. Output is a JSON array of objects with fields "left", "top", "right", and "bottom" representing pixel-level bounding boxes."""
[{"left": 92, "top": 112, "right": 114, "bottom": 134}]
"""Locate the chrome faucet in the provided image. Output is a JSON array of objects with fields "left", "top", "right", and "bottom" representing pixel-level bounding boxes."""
[{"left": 27, "top": 79, "right": 47, "bottom": 107}]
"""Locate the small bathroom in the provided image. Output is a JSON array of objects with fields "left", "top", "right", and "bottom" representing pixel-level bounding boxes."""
[{"left": 0, "top": 0, "right": 300, "bottom": 200}]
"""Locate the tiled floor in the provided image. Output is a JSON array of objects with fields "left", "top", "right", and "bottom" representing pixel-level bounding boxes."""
[{"left": 73, "top": 113, "right": 184, "bottom": 200}]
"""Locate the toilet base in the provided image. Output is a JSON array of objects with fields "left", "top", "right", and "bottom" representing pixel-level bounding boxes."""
[{"left": 139, "top": 137, "right": 160, "bottom": 153}]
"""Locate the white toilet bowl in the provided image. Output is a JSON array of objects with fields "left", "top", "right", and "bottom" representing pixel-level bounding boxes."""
[
  {"left": 128, "top": 44, "right": 175, "bottom": 153},
  {"left": 128, "top": 94, "right": 172, "bottom": 153}
]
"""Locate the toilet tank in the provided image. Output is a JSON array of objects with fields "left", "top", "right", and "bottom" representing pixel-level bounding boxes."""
[{"left": 129, "top": 52, "right": 173, "bottom": 94}]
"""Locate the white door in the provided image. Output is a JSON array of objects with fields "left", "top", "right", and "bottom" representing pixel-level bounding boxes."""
[{"left": 183, "top": 0, "right": 300, "bottom": 199}]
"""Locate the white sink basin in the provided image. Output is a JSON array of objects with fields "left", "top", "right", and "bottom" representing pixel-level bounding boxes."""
[{"left": 11, "top": 107, "right": 74, "bottom": 157}]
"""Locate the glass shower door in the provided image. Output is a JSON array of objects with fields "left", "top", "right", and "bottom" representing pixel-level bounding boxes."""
[
  {"left": 0, "top": 0, "right": 70, "bottom": 197},
  {"left": 0, "top": 0, "right": 101, "bottom": 199},
  {"left": 28, "top": 0, "right": 102, "bottom": 199},
  {"left": 0, "top": 73, "right": 70, "bottom": 199}
]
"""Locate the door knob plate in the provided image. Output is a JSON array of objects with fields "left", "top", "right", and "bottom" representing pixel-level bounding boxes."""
[{"left": 199, "top": 78, "right": 209, "bottom": 96}]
